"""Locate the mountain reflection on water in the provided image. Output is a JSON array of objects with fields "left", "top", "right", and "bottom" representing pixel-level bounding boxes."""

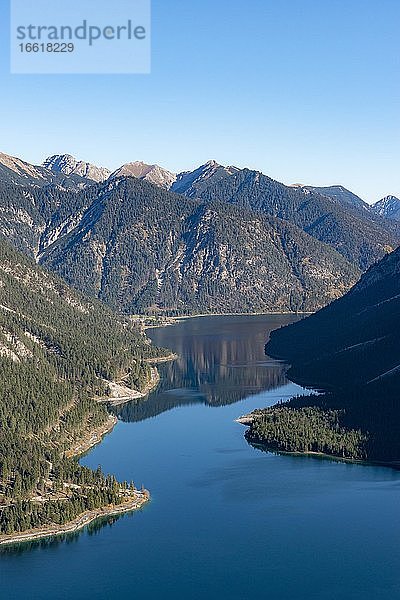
[{"left": 113, "top": 314, "right": 299, "bottom": 423}]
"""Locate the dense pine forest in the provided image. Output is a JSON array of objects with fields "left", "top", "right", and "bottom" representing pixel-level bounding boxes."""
[
  {"left": 0, "top": 238, "right": 165, "bottom": 536},
  {"left": 174, "top": 166, "right": 400, "bottom": 270},
  {"left": 246, "top": 403, "right": 367, "bottom": 460},
  {"left": 39, "top": 177, "right": 360, "bottom": 314}
]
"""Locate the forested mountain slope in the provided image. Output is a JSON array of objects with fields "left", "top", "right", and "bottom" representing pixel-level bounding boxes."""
[
  {"left": 0, "top": 151, "right": 397, "bottom": 316},
  {"left": 0, "top": 237, "right": 163, "bottom": 536},
  {"left": 300, "top": 185, "right": 369, "bottom": 211},
  {"left": 247, "top": 247, "right": 400, "bottom": 462},
  {"left": 0, "top": 180, "right": 99, "bottom": 258},
  {"left": 38, "top": 177, "right": 359, "bottom": 314},
  {"left": 178, "top": 166, "right": 399, "bottom": 270}
]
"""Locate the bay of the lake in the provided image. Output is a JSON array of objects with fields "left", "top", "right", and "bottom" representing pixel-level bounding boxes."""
[{"left": 2, "top": 315, "right": 400, "bottom": 600}]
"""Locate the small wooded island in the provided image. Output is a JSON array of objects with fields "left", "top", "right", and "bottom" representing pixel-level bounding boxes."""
[
  {"left": 0, "top": 240, "right": 170, "bottom": 544},
  {"left": 243, "top": 246, "right": 400, "bottom": 465}
]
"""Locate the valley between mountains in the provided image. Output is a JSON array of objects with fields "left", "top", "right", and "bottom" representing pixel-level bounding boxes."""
[{"left": 0, "top": 149, "right": 399, "bottom": 543}]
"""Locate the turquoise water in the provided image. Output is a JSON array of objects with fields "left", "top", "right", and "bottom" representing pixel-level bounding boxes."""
[{"left": 2, "top": 315, "right": 400, "bottom": 599}]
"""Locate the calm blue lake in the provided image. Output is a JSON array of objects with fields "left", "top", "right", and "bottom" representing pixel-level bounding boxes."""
[{"left": 2, "top": 315, "right": 400, "bottom": 599}]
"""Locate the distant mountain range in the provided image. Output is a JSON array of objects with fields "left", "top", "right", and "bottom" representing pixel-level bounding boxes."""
[
  {"left": 0, "top": 150, "right": 398, "bottom": 314},
  {"left": 41, "top": 153, "right": 400, "bottom": 221},
  {"left": 0, "top": 151, "right": 91, "bottom": 189},
  {"left": 166, "top": 164, "right": 399, "bottom": 270},
  {"left": 40, "top": 155, "right": 400, "bottom": 269}
]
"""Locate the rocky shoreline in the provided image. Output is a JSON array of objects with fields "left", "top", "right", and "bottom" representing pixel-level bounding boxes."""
[
  {"left": 65, "top": 414, "right": 118, "bottom": 458},
  {"left": 0, "top": 413, "right": 147, "bottom": 547},
  {"left": 145, "top": 352, "right": 179, "bottom": 364},
  {"left": 0, "top": 490, "right": 150, "bottom": 547}
]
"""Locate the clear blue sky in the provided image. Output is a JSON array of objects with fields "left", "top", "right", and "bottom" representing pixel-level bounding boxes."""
[{"left": 0, "top": 0, "right": 399, "bottom": 203}]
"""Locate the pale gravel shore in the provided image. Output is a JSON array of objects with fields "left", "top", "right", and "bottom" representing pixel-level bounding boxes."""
[
  {"left": 143, "top": 311, "right": 311, "bottom": 330},
  {"left": 0, "top": 491, "right": 150, "bottom": 547},
  {"left": 99, "top": 353, "right": 178, "bottom": 407},
  {"left": 145, "top": 352, "right": 179, "bottom": 364},
  {"left": 0, "top": 413, "right": 149, "bottom": 547}
]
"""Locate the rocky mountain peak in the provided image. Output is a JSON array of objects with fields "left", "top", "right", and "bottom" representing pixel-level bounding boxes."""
[
  {"left": 110, "top": 161, "right": 177, "bottom": 189},
  {"left": 0, "top": 152, "right": 47, "bottom": 183},
  {"left": 43, "top": 154, "right": 111, "bottom": 183},
  {"left": 371, "top": 195, "right": 400, "bottom": 221},
  {"left": 171, "top": 160, "right": 239, "bottom": 196}
]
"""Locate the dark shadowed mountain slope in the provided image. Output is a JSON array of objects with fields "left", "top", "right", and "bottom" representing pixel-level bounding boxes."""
[
  {"left": 253, "top": 247, "right": 400, "bottom": 461},
  {"left": 266, "top": 245, "right": 400, "bottom": 390}
]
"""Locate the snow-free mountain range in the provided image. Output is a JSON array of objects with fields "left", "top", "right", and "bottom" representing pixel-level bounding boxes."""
[{"left": 0, "top": 150, "right": 399, "bottom": 314}]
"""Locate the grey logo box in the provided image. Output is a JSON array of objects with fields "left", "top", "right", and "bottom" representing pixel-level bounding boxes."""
[{"left": 11, "top": 0, "right": 151, "bottom": 74}]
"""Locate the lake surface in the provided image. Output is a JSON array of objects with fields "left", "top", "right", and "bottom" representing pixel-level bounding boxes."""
[{"left": 2, "top": 315, "right": 400, "bottom": 599}]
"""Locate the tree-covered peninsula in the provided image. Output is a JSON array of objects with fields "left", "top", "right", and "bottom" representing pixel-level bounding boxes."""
[
  {"left": 248, "top": 246, "right": 400, "bottom": 463},
  {"left": 245, "top": 403, "right": 368, "bottom": 460},
  {"left": 0, "top": 238, "right": 166, "bottom": 540}
]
